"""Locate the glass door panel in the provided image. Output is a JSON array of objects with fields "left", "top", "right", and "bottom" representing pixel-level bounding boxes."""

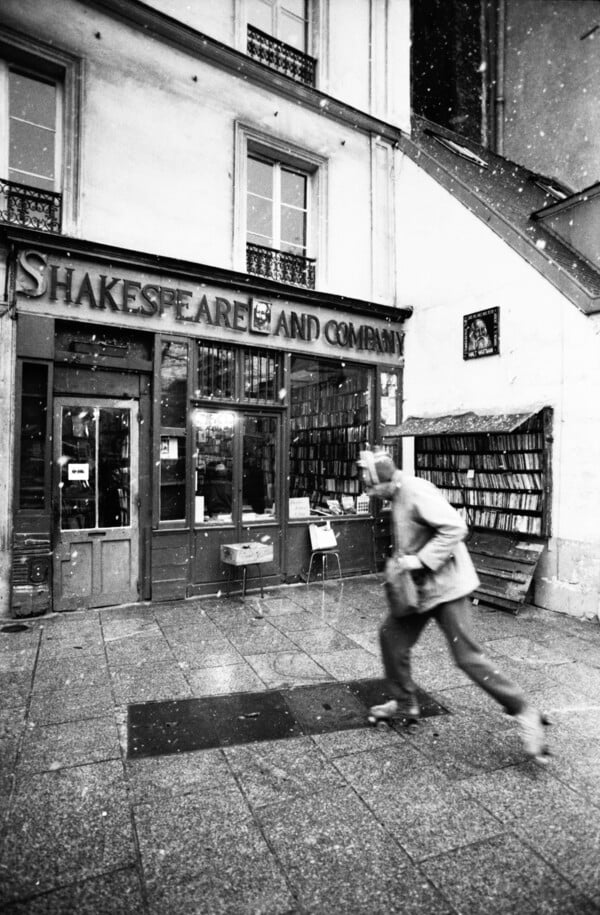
[
  {"left": 193, "top": 410, "right": 235, "bottom": 524},
  {"left": 98, "top": 409, "right": 131, "bottom": 527},
  {"left": 59, "top": 406, "right": 132, "bottom": 530},
  {"left": 242, "top": 414, "right": 277, "bottom": 520},
  {"left": 60, "top": 406, "right": 97, "bottom": 529}
]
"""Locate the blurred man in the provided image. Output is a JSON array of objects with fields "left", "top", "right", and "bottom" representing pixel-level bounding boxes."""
[{"left": 361, "top": 449, "right": 550, "bottom": 765}]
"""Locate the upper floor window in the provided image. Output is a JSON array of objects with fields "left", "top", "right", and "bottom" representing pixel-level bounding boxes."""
[
  {"left": 0, "top": 32, "right": 82, "bottom": 233},
  {"left": 236, "top": 126, "right": 326, "bottom": 289},
  {"left": 248, "top": 0, "right": 309, "bottom": 53},
  {"left": 248, "top": 155, "right": 308, "bottom": 258},
  {"left": 246, "top": 152, "right": 315, "bottom": 288},
  {"left": 246, "top": 0, "right": 316, "bottom": 86},
  {"left": 0, "top": 60, "right": 62, "bottom": 232},
  {"left": 7, "top": 68, "right": 59, "bottom": 191}
]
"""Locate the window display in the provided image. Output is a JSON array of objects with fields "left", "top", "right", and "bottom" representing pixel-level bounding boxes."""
[{"left": 289, "top": 357, "right": 373, "bottom": 514}]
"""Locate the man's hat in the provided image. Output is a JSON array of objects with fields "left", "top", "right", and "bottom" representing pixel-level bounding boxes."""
[{"left": 359, "top": 449, "right": 395, "bottom": 485}]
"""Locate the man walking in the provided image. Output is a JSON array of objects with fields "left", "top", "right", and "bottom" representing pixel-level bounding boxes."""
[{"left": 361, "top": 449, "right": 549, "bottom": 765}]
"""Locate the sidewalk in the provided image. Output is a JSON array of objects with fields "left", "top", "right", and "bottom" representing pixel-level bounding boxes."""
[{"left": 1, "top": 575, "right": 600, "bottom": 913}]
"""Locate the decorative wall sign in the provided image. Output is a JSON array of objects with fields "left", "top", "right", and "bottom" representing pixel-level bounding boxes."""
[{"left": 463, "top": 307, "right": 499, "bottom": 359}]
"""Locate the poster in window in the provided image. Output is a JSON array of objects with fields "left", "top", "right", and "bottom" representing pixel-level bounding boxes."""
[{"left": 463, "top": 308, "right": 499, "bottom": 359}]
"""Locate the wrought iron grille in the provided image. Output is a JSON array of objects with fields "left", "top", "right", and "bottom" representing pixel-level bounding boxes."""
[
  {"left": 244, "top": 348, "right": 280, "bottom": 403},
  {"left": 247, "top": 25, "right": 316, "bottom": 87},
  {"left": 0, "top": 178, "right": 62, "bottom": 232},
  {"left": 247, "top": 243, "right": 316, "bottom": 289}
]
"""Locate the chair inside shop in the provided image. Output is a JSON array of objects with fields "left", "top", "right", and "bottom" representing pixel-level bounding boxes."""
[{"left": 307, "top": 523, "right": 342, "bottom": 583}]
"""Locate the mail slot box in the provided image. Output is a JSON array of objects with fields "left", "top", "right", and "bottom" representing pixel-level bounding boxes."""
[{"left": 221, "top": 542, "right": 274, "bottom": 566}]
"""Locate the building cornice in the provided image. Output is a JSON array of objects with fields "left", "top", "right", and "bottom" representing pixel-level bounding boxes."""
[{"left": 1, "top": 226, "right": 413, "bottom": 321}]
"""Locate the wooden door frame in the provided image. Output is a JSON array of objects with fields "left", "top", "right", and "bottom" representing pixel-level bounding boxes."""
[{"left": 52, "top": 396, "right": 140, "bottom": 610}]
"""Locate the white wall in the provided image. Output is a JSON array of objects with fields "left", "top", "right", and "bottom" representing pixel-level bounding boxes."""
[{"left": 396, "top": 155, "right": 600, "bottom": 618}]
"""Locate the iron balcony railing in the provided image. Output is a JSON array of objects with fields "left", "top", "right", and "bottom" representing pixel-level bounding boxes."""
[
  {"left": 247, "top": 25, "right": 316, "bottom": 87},
  {"left": 247, "top": 243, "right": 316, "bottom": 289},
  {"left": 0, "top": 178, "right": 62, "bottom": 232}
]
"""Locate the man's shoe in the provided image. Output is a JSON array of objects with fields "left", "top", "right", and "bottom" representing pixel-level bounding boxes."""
[
  {"left": 516, "top": 707, "right": 550, "bottom": 765},
  {"left": 368, "top": 698, "right": 420, "bottom": 722}
]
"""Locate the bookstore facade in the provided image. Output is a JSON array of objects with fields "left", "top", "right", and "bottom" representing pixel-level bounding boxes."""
[{"left": 8, "top": 236, "right": 409, "bottom": 615}]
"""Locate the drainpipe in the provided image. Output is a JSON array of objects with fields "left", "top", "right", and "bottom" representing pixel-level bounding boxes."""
[{"left": 495, "top": 0, "right": 506, "bottom": 155}]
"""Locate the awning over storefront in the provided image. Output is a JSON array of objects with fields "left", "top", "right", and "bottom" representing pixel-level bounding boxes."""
[{"left": 383, "top": 410, "right": 542, "bottom": 438}]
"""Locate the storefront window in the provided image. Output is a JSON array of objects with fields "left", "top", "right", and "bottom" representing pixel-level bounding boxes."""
[
  {"left": 196, "top": 342, "right": 235, "bottom": 399},
  {"left": 242, "top": 414, "right": 277, "bottom": 519},
  {"left": 160, "top": 435, "right": 187, "bottom": 521},
  {"left": 193, "top": 410, "right": 235, "bottom": 524},
  {"left": 160, "top": 340, "right": 188, "bottom": 426},
  {"left": 19, "top": 363, "right": 48, "bottom": 509},
  {"left": 243, "top": 348, "right": 280, "bottom": 402},
  {"left": 289, "top": 357, "right": 373, "bottom": 514},
  {"left": 159, "top": 338, "right": 188, "bottom": 522},
  {"left": 379, "top": 370, "right": 400, "bottom": 427}
]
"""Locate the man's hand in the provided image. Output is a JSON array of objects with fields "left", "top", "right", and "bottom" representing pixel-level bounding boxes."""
[{"left": 394, "top": 555, "right": 423, "bottom": 572}]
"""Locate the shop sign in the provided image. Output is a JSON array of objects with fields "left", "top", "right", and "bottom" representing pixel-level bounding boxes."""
[
  {"left": 463, "top": 308, "right": 499, "bottom": 359},
  {"left": 15, "top": 250, "right": 405, "bottom": 363}
]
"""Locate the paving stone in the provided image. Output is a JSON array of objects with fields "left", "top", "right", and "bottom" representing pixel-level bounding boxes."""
[
  {"left": 284, "top": 626, "right": 362, "bottom": 653},
  {"left": 134, "top": 786, "right": 294, "bottom": 913},
  {"left": 224, "top": 736, "right": 346, "bottom": 809},
  {"left": 0, "top": 705, "right": 27, "bottom": 739},
  {"left": 186, "top": 662, "right": 266, "bottom": 697},
  {"left": 0, "top": 670, "right": 33, "bottom": 706},
  {"left": 309, "top": 647, "right": 383, "bottom": 681},
  {"left": 158, "top": 619, "right": 223, "bottom": 642},
  {"left": 32, "top": 657, "right": 110, "bottom": 694},
  {"left": 311, "top": 725, "right": 406, "bottom": 758},
  {"left": 126, "top": 748, "right": 233, "bottom": 803},
  {"left": 104, "top": 632, "right": 174, "bottom": 666},
  {"left": 28, "top": 685, "right": 114, "bottom": 726},
  {"left": 226, "top": 622, "right": 298, "bottom": 654},
  {"left": 17, "top": 715, "right": 121, "bottom": 775},
  {"left": 101, "top": 618, "right": 161, "bottom": 641},
  {"left": 255, "top": 787, "right": 451, "bottom": 914},
  {"left": 0, "top": 646, "right": 38, "bottom": 673},
  {"left": 168, "top": 637, "right": 243, "bottom": 669},
  {"left": 402, "top": 712, "right": 522, "bottom": 779},
  {"left": 244, "top": 650, "right": 330, "bottom": 689},
  {"left": 1, "top": 761, "right": 135, "bottom": 902},
  {"left": 421, "top": 832, "right": 597, "bottom": 914},
  {"left": 110, "top": 662, "right": 191, "bottom": 705},
  {"left": 6, "top": 867, "right": 144, "bottom": 914}
]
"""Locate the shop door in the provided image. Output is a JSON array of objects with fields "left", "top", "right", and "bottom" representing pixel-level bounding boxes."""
[{"left": 53, "top": 398, "right": 139, "bottom": 611}]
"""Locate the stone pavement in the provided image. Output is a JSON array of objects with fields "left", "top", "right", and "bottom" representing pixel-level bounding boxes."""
[{"left": 1, "top": 574, "right": 600, "bottom": 914}]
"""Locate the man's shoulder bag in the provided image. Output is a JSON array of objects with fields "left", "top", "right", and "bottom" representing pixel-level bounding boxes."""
[{"left": 384, "top": 557, "right": 420, "bottom": 617}]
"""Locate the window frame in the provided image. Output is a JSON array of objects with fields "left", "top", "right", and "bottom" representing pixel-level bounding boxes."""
[
  {"left": 246, "top": 0, "right": 310, "bottom": 54},
  {"left": 247, "top": 154, "right": 309, "bottom": 257},
  {"left": 234, "top": 122, "right": 327, "bottom": 285},
  {"left": 0, "top": 28, "right": 82, "bottom": 233}
]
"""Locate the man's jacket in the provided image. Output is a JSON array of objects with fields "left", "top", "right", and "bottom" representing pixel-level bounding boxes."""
[{"left": 389, "top": 471, "right": 480, "bottom": 612}]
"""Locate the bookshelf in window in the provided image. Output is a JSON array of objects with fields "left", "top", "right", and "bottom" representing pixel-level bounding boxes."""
[
  {"left": 411, "top": 408, "right": 553, "bottom": 538},
  {"left": 289, "top": 371, "right": 372, "bottom": 509}
]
